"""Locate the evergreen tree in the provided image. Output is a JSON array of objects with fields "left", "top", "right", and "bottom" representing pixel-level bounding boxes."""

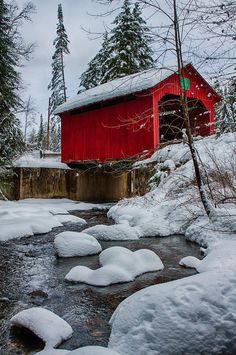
[
  {"left": 103, "top": 0, "right": 153, "bottom": 82},
  {"left": 79, "top": 32, "right": 110, "bottom": 91},
  {"left": 0, "top": 0, "right": 33, "bottom": 168},
  {"left": 37, "top": 114, "right": 45, "bottom": 150},
  {"left": 48, "top": 3, "right": 70, "bottom": 112},
  {"left": 28, "top": 127, "right": 37, "bottom": 148},
  {"left": 214, "top": 80, "right": 236, "bottom": 136},
  {"left": 48, "top": 4, "right": 69, "bottom": 151},
  {"left": 79, "top": 0, "right": 153, "bottom": 89}
]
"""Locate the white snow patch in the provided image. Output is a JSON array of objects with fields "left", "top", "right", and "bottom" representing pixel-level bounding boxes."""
[
  {"left": 10, "top": 307, "right": 73, "bottom": 349},
  {"left": 0, "top": 198, "right": 109, "bottom": 242},
  {"left": 54, "top": 231, "right": 102, "bottom": 257},
  {"left": 69, "top": 347, "right": 121, "bottom": 354},
  {"left": 83, "top": 224, "right": 141, "bottom": 241},
  {"left": 35, "top": 349, "right": 70, "bottom": 355},
  {"left": 65, "top": 246, "right": 164, "bottom": 286},
  {"left": 14, "top": 151, "right": 69, "bottom": 170},
  {"left": 179, "top": 256, "right": 201, "bottom": 269}
]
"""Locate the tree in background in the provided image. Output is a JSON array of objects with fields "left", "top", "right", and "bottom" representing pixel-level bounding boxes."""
[
  {"left": 48, "top": 3, "right": 70, "bottom": 151},
  {"left": 37, "top": 114, "right": 47, "bottom": 150},
  {"left": 79, "top": 0, "right": 153, "bottom": 90},
  {"left": 79, "top": 31, "right": 110, "bottom": 91},
  {"left": 214, "top": 80, "right": 236, "bottom": 136},
  {"left": 0, "top": 0, "right": 34, "bottom": 169}
]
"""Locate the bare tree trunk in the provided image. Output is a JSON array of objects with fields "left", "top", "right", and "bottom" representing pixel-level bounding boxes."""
[
  {"left": 47, "top": 98, "right": 52, "bottom": 150},
  {"left": 173, "top": 0, "right": 213, "bottom": 216},
  {"left": 61, "top": 49, "right": 67, "bottom": 102}
]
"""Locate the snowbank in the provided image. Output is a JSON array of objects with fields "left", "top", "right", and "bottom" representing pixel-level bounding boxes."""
[
  {"left": 14, "top": 151, "right": 69, "bottom": 170},
  {"left": 54, "top": 231, "right": 102, "bottom": 257},
  {"left": 108, "top": 133, "right": 236, "bottom": 239},
  {"left": 83, "top": 223, "right": 140, "bottom": 241},
  {"left": 10, "top": 307, "right": 73, "bottom": 349},
  {"left": 106, "top": 133, "right": 236, "bottom": 354},
  {"left": 65, "top": 246, "right": 164, "bottom": 286},
  {"left": 0, "top": 198, "right": 109, "bottom": 242},
  {"left": 35, "top": 350, "right": 69, "bottom": 355},
  {"left": 69, "top": 346, "right": 121, "bottom": 355},
  {"left": 109, "top": 240, "right": 236, "bottom": 354}
]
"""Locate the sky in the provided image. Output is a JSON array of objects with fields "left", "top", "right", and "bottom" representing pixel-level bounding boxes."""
[
  {"left": 16, "top": 0, "right": 232, "bottom": 128},
  {"left": 18, "top": 0, "right": 121, "bottom": 122}
]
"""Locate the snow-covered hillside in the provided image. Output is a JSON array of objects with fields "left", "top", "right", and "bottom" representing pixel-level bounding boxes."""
[{"left": 107, "top": 132, "right": 236, "bottom": 355}]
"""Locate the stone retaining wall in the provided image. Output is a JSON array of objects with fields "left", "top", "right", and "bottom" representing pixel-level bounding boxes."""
[{"left": 1, "top": 164, "right": 155, "bottom": 202}]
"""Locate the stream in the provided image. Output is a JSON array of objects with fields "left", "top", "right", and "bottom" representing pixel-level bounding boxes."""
[{"left": 0, "top": 209, "right": 202, "bottom": 354}]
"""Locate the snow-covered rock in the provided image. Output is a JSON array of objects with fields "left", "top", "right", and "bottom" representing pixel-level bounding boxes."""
[
  {"left": 179, "top": 256, "right": 201, "bottom": 269},
  {"left": 35, "top": 349, "right": 70, "bottom": 355},
  {"left": 69, "top": 346, "right": 121, "bottom": 354},
  {"left": 83, "top": 224, "right": 140, "bottom": 241},
  {"left": 65, "top": 246, "right": 164, "bottom": 286},
  {"left": 54, "top": 231, "right": 102, "bottom": 257},
  {"left": 10, "top": 307, "right": 73, "bottom": 348}
]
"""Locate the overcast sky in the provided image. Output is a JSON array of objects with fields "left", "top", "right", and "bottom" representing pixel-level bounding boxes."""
[
  {"left": 17, "top": 0, "right": 228, "bottom": 127},
  {"left": 18, "top": 0, "right": 122, "bottom": 121}
]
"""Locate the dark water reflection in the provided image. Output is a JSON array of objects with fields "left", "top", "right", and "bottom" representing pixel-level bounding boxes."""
[{"left": 0, "top": 210, "right": 202, "bottom": 354}]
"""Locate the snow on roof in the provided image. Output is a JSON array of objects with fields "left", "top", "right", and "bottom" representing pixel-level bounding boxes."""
[{"left": 54, "top": 66, "right": 178, "bottom": 115}]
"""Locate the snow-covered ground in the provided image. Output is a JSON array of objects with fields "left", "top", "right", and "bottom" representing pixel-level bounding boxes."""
[
  {"left": 0, "top": 198, "right": 110, "bottom": 242},
  {"left": 105, "top": 132, "right": 236, "bottom": 354},
  {"left": 54, "top": 231, "right": 102, "bottom": 257},
  {"left": 65, "top": 246, "right": 164, "bottom": 286},
  {"left": 14, "top": 151, "right": 69, "bottom": 169}
]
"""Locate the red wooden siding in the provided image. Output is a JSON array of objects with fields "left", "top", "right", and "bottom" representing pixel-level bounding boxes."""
[
  {"left": 151, "top": 65, "right": 220, "bottom": 146},
  {"left": 60, "top": 64, "right": 220, "bottom": 164},
  {"left": 61, "top": 95, "right": 153, "bottom": 163}
]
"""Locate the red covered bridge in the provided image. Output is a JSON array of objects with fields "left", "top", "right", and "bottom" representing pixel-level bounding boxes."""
[{"left": 55, "top": 64, "right": 220, "bottom": 167}]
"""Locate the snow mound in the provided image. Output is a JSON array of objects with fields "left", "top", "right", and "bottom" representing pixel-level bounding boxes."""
[
  {"left": 65, "top": 246, "right": 164, "bottom": 286},
  {"left": 54, "top": 231, "right": 102, "bottom": 257},
  {"left": 35, "top": 349, "right": 70, "bottom": 355},
  {"left": 55, "top": 215, "right": 86, "bottom": 225},
  {"left": 181, "top": 241, "right": 236, "bottom": 274},
  {"left": 109, "top": 270, "right": 236, "bottom": 355},
  {"left": 69, "top": 346, "right": 121, "bottom": 354},
  {"left": 179, "top": 256, "right": 201, "bottom": 269},
  {"left": 83, "top": 224, "right": 140, "bottom": 241},
  {"left": 10, "top": 307, "right": 73, "bottom": 348}
]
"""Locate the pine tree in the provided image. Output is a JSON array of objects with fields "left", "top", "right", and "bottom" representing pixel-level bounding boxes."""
[
  {"left": 37, "top": 114, "right": 45, "bottom": 150},
  {"left": 79, "top": 0, "right": 153, "bottom": 89},
  {"left": 48, "top": 4, "right": 69, "bottom": 151},
  {"left": 103, "top": 0, "right": 153, "bottom": 82},
  {"left": 48, "top": 3, "right": 70, "bottom": 112},
  {"left": 0, "top": 0, "right": 33, "bottom": 169},
  {"left": 79, "top": 32, "right": 110, "bottom": 91},
  {"left": 28, "top": 127, "right": 37, "bottom": 148},
  {"left": 214, "top": 80, "right": 236, "bottom": 136}
]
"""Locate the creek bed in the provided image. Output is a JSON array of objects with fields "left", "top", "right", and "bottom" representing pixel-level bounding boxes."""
[{"left": 0, "top": 209, "right": 202, "bottom": 354}]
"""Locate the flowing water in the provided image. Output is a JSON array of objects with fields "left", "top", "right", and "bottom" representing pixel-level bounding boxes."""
[{"left": 0, "top": 209, "right": 202, "bottom": 354}]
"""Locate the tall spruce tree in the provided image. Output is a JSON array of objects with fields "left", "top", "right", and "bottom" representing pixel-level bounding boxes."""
[
  {"left": 0, "top": 0, "right": 33, "bottom": 168},
  {"left": 48, "top": 3, "right": 70, "bottom": 111},
  {"left": 79, "top": 0, "right": 153, "bottom": 90},
  {"left": 48, "top": 3, "right": 69, "bottom": 151}
]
